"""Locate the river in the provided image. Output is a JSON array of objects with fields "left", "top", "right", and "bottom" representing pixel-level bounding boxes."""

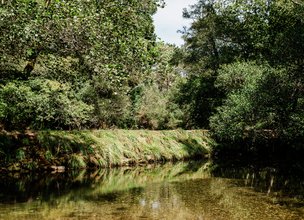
[{"left": 0, "top": 161, "right": 303, "bottom": 219}]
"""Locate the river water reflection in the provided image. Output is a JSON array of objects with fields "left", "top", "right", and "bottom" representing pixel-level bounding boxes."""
[{"left": 0, "top": 161, "right": 303, "bottom": 220}]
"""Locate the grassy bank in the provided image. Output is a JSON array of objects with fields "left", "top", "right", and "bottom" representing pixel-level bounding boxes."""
[{"left": 0, "top": 129, "right": 214, "bottom": 171}]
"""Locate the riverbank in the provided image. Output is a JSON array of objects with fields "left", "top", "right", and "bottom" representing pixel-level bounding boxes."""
[{"left": 0, "top": 129, "right": 214, "bottom": 172}]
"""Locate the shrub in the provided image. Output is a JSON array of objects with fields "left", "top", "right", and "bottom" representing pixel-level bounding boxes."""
[
  {"left": 0, "top": 79, "right": 94, "bottom": 130},
  {"left": 134, "top": 84, "right": 184, "bottom": 129},
  {"left": 210, "top": 62, "right": 304, "bottom": 146}
]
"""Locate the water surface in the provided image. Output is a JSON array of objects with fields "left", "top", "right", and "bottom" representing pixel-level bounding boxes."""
[{"left": 0, "top": 161, "right": 303, "bottom": 220}]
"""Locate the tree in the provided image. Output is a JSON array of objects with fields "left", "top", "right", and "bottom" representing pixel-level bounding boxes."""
[
  {"left": 206, "top": 0, "right": 304, "bottom": 147},
  {"left": 177, "top": 0, "right": 304, "bottom": 133},
  {"left": 0, "top": 0, "right": 164, "bottom": 129},
  {"left": 130, "top": 43, "right": 184, "bottom": 129}
]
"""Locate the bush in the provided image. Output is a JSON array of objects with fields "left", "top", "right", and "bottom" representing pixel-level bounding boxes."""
[
  {"left": 97, "top": 93, "right": 133, "bottom": 128},
  {"left": 134, "top": 84, "right": 184, "bottom": 129},
  {"left": 0, "top": 79, "right": 94, "bottom": 130},
  {"left": 210, "top": 62, "right": 304, "bottom": 145},
  {"left": 173, "top": 71, "right": 223, "bottom": 128}
]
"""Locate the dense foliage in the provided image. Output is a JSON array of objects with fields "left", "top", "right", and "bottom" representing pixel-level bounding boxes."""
[
  {"left": 177, "top": 0, "right": 304, "bottom": 148},
  {"left": 1, "top": 0, "right": 303, "bottom": 155},
  {"left": 1, "top": 0, "right": 185, "bottom": 130}
]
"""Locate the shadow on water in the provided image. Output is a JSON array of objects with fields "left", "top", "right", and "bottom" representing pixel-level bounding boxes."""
[
  {"left": 211, "top": 157, "right": 304, "bottom": 200},
  {"left": 212, "top": 158, "right": 304, "bottom": 212},
  {"left": 0, "top": 162, "right": 206, "bottom": 204},
  {"left": 0, "top": 159, "right": 303, "bottom": 219}
]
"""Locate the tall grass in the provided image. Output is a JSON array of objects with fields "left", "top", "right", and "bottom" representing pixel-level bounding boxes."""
[{"left": 1, "top": 129, "right": 214, "bottom": 170}]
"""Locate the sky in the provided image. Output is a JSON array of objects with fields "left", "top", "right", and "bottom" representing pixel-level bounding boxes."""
[{"left": 153, "top": 0, "right": 197, "bottom": 46}]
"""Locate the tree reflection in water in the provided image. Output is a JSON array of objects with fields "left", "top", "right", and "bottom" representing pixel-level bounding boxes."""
[{"left": 0, "top": 160, "right": 303, "bottom": 220}]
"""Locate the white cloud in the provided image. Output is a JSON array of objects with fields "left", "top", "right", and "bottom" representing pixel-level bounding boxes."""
[{"left": 153, "top": 0, "right": 197, "bottom": 46}]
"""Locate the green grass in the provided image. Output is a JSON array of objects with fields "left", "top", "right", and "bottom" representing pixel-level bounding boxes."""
[{"left": 0, "top": 129, "right": 214, "bottom": 170}]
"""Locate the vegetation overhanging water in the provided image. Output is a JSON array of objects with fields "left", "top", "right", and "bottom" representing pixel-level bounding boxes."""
[{"left": 0, "top": 129, "right": 212, "bottom": 171}]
